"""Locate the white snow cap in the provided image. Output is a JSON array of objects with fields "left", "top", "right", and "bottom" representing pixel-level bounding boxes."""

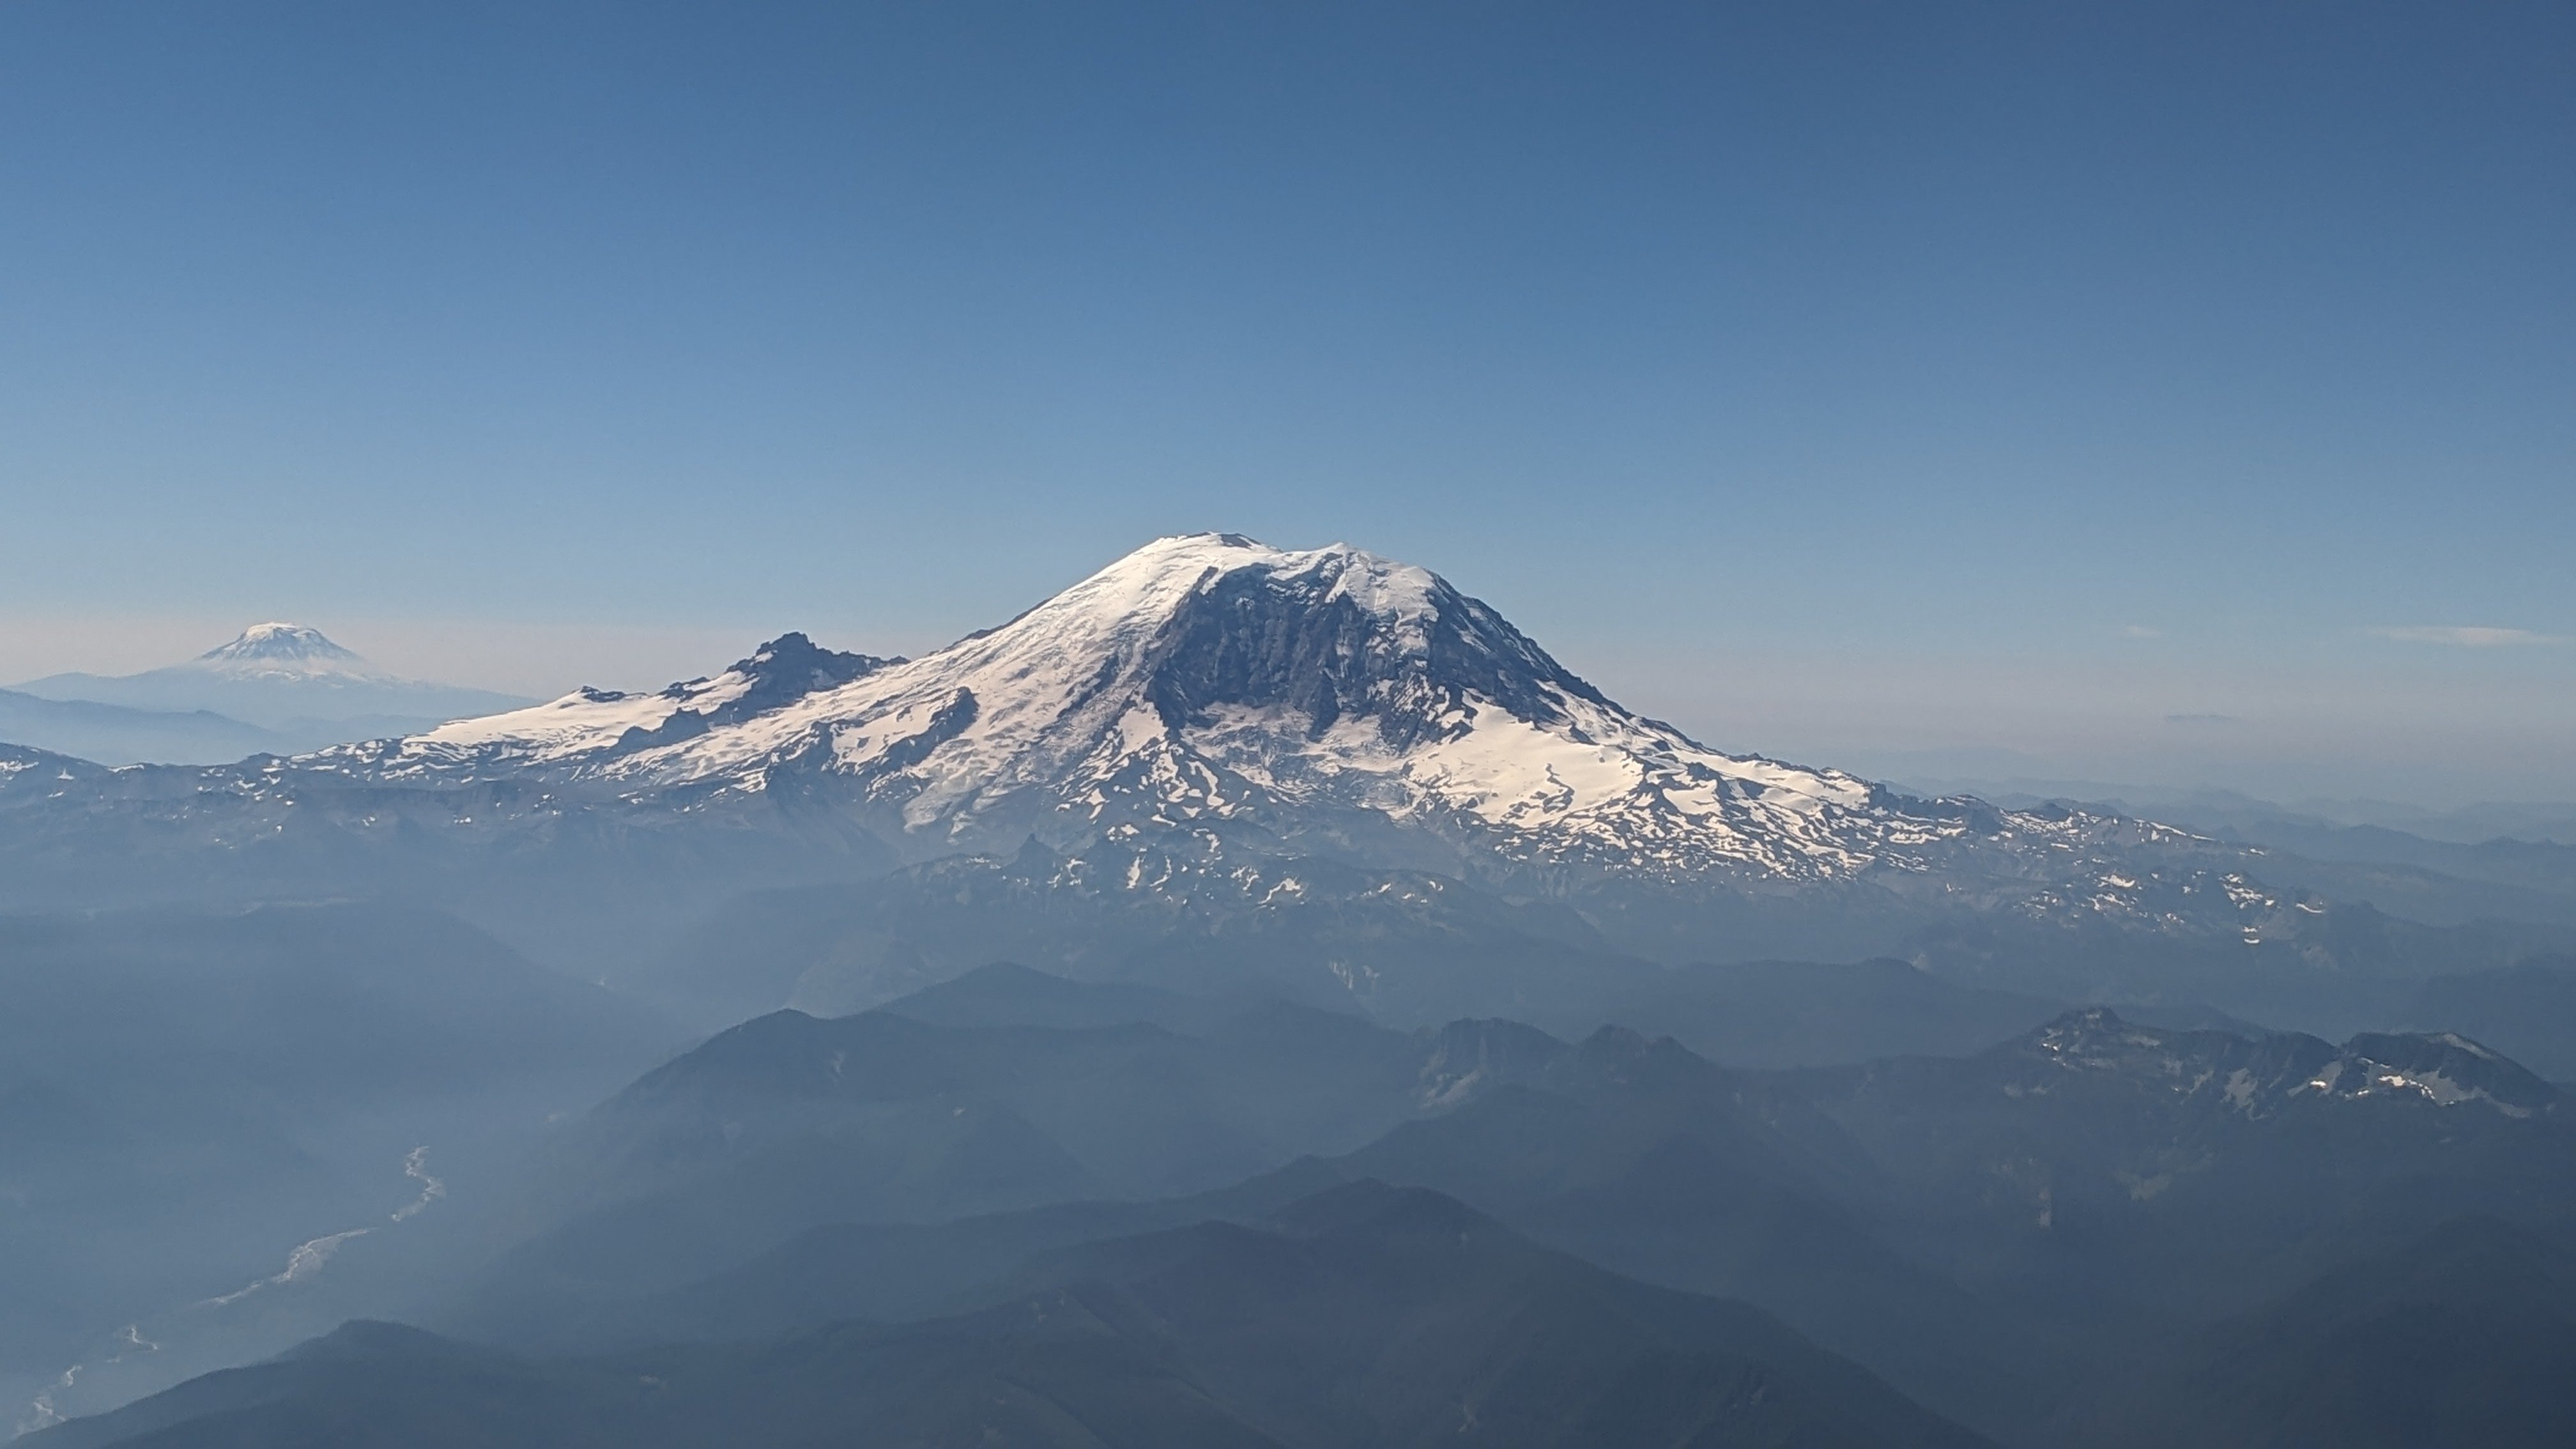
[
  {"left": 202, "top": 622, "right": 359, "bottom": 661},
  {"left": 1043, "top": 532, "right": 1441, "bottom": 643},
  {"left": 193, "top": 623, "right": 385, "bottom": 680},
  {"left": 398, "top": 531, "right": 1920, "bottom": 880}
]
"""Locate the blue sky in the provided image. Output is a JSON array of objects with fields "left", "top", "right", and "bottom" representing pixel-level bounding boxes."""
[{"left": 1, "top": 1, "right": 2569, "bottom": 802}]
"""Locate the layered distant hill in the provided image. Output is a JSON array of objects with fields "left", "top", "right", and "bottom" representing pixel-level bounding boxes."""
[
  {"left": 10, "top": 622, "right": 531, "bottom": 759},
  {"left": 0, "top": 687, "right": 290, "bottom": 766},
  {"left": 28, "top": 962, "right": 2573, "bottom": 1448}
]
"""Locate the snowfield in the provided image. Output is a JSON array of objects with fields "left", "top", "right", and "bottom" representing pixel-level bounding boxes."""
[
  {"left": 375, "top": 537, "right": 1935, "bottom": 873},
  {"left": 345, "top": 534, "right": 2242, "bottom": 905}
]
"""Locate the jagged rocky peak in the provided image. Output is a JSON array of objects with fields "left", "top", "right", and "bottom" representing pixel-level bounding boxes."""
[
  {"left": 914, "top": 530, "right": 1586, "bottom": 747},
  {"left": 1415, "top": 1017, "right": 1572, "bottom": 1108},
  {"left": 1570, "top": 1022, "right": 1729, "bottom": 1094},
  {"left": 1110, "top": 533, "right": 1608, "bottom": 746},
  {"left": 2015, "top": 1009, "right": 2559, "bottom": 1119},
  {"left": 719, "top": 632, "right": 901, "bottom": 717},
  {"left": 2021, "top": 1009, "right": 2338, "bottom": 1108},
  {"left": 604, "top": 633, "right": 904, "bottom": 753},
  {"left": 2331, "top": 1031, "right": 2561, "bottom": 1117}
]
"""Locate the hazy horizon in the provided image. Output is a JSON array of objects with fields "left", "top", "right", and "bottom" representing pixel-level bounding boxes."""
[
  {"left": 4, "top": 526, "right": 2570, "bottom": 809},
  {"left": 13, "top": 8, "right": 2576, "bottom": 1448},
  {"left": 6, "top": 1, "right": 2570, "bottom": 805}
]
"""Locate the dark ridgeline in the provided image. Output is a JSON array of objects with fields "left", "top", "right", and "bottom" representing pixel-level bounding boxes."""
[
  {"left": 29, "top": 1184, "right": 1988, "bottom": 1449},
  {"left": 32, "top": 962, "right": 2574, "bottom": 1448}
]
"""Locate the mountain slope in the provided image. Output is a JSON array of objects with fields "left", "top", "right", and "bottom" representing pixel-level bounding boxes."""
[
  {"left": 2073, "top": 1216, "right": 2576, "bottom": 1448},
  {"left": 0, "top": 689, "right": 287, "bottom": 765},
  {"left": 310, "top": 535, "right": 2303, "bottom": 943},
  {"left": 372, "top": 537, "right": 2153, "bottom": 889},
  {"left": 2403, "top": 956, "right": 2576, "bottom": 1080},
  {"left": 444, "top": 992, "right": 1454, "bottom": 1328},
  {"left": 33, "top": 1184, "right": 1989, "bottom": 1449},
  {"left": 0, "top": 901, "right": 682, "bottom": 1420},
  {"left": 1781, "top": 1008, "right": 2576, "bottom": 1343},
  {"left": 388, "top": 536, "right": 1928, "bottom": 877},
  {"left": 1298, "top": 1009, "right": 2576, "bottom": 1441}
]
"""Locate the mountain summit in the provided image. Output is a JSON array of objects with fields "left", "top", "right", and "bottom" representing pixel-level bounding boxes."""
[
  {"left": 191, "top": 622, "right": 387, "bottom": 680},
  {"left": 388, "top": 534, "right": 1932, "bottom": 879},
  {"left": 360, "top": 534, "right": 2242, "bottom": 916}
]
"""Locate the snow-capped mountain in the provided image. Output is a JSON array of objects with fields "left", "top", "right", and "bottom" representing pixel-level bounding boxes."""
[
  {"left": 13, "top": 622, "right": 532, "bottom": 739},
  {"left": 283, "top": 533, "right": 2273, "bottom": 932},
  {"left": 2014, "top": 1009, "right": 2562, "bottom": 1121},
  {"left": 190, "top": 622, "right": 391, "bottom": 681},
  {"left": 0, "top": 535, "right": 2453, "bottom": 1026},
  {"left": 335, "top": 537, "right": 2045, "bottom": 871}
]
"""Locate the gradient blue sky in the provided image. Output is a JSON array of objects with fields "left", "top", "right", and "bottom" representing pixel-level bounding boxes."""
[{"left": 2, "top": 1, "right": 2569, "bottom": 802}]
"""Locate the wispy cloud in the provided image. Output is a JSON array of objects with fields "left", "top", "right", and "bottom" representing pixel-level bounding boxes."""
[
  {"left": 2370, "top": 625, "right": 2563, "bottom": 648},
  {"left": 2164, "top": 713, "right": 2239, "bottom": 726},
  {"left": 2120, "top": 625, "right": 2161, "bottom": 640}
]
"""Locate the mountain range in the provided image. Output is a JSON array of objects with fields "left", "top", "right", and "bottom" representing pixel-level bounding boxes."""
[
  {"left": 422, "top": 970, "right": 2576, "bottom": 1445},
  {"left": 13, "top": 534, "right": 2512, "bottom": 1039},
  {"left": 0, "top": 689, "right": 291, "bottom": 768},
  {"left": 8, "top": 623, "right": 530, "bottom": 761},
  {"left": 24, "top": 956, "right": 2575, "bottom": 1447},
  {"left": 26, "top": 1183, "right": 1992, "bottom": 1449}
]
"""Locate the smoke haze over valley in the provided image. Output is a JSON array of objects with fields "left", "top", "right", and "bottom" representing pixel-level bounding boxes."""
[{"left": 3, "top": 3, "right": 2572, "bottom": 1446}]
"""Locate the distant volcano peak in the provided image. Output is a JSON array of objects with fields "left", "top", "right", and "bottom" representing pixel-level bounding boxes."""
[
  {"left": 401, "top": 534, "right": 1926, "bottom": 885},
  {"left": 194, "top": 623, "right": 387, "bottom": 681}
]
